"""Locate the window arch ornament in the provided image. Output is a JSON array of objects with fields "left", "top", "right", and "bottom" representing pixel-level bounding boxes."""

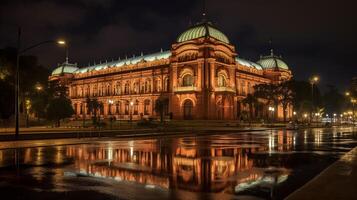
[
  {"left": 183, "top": 74, "right": 194, "bottom": 87},
  {"left": 179, "top": 67, "right": 195, "bottom": 87},
  {"left": 217, "top": 69, "right": 229, "bottom": 87}
]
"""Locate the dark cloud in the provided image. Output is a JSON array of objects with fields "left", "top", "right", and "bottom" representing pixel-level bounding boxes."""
[{"left": 1, "top": 0, "right": 356, "bottom": 90}]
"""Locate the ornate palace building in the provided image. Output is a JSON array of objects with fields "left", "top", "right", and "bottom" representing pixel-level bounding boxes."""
[{"left": 49, "top": 22, "right": 292, "bottom": 120}]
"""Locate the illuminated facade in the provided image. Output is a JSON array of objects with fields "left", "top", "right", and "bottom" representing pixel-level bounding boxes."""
[{"left": 50, "top": 22, "right": 292, "bottom": 120}]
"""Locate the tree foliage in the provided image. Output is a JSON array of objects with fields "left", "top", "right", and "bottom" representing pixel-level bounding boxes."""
[
  {"left": 277, "top": 80, "right": 295, "bottom": 122},
  {"left": 242, "top": 93, "right": 259, "bottom": 121},
  {"left": 155, "top": 96, "right": 168, "bottom": 123},
  {"left": 0, "top": 47, "right": 49, "bottom": 121},
  {"left": 46, "top": 96, "right": 74, "bottom": 126},
  {"left": 86, "top": 97, "right": 103, "bottom": 125}
]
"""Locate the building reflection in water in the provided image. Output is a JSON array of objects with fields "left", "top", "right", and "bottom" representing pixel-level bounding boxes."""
[
  {"left": 64, "top": 134, "right": 293, "bottom": 194},
  {"left": 0, "top": 130, "right": 328, "bottom": 194}
]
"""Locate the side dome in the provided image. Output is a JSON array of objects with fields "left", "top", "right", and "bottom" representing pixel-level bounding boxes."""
[
  {"left": 51, "top": 62, "right": 78, "bottom": 76},
  {"left": 177, "top": 22, "right": 230, "bottom": 44},
  {"left": 256, "top": 50, "right": 289, "bottom": 70}
]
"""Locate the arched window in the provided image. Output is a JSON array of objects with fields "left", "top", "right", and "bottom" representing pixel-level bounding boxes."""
[
  {"left": 93, "top": 84, "right": 97, "bottom": 96},
  {"left": 145, "top": 79, "right": 151, "bottom": 93},
  {"left": 124, "top": 82, "right": 130, "bottom": 94},
  {"left": 98, "top": 84, "right": 102, "bottom": 96},
  {"left": 144, "top": 100, "right": 150, "bottom": 115},
  {"left": 164, "top": 78, "right": 169, "bottom": 92},
  {"left": 101, "top": 84, "right": 105, "bottom": 96},
  {"left": 241, "top": 80, "right": 245, "bottom": 95},
  {"left": 182, "top": 74, "right": 194, "bottom": 87},
  {"left": 86, "top": 85, "right": 90, "bottom": 97},
  {"left": 115, "top": 82, "right": 121, "bottom": 95},
  {"left": 107, "top": 84, "right": 111, "bottom": 96},
  {"left": 125, "top": 101, "right": 129, "bottom": 115},
  {"left": 134, "top": 100, "right": 139, "bottom": 115},
  {"left": 115, "top": 102, "right": 121, "bottom": 114},
  {"left": 217, "top": 74, "right": 226, "bottom": 87},
  {"left": 133, "top": 82, "right": 139, "bottom": 94},
  {"left": 183, "top": 100, "right": 193, "bottom": 120},
  {"left": 80, "top": 87, "right": 84, "bottom": 97},
  {"left": 155, "top": 79, "right": 161, "bottom": 92}
]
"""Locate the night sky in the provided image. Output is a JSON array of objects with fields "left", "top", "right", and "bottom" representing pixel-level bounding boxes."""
[{"left": 1, "top": 0, "right": 356, "bottom": 90}]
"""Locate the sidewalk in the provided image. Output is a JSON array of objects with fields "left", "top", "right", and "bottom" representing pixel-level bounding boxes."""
[{"left": 286, "top": 147, "right": 357, "bottom": 200}]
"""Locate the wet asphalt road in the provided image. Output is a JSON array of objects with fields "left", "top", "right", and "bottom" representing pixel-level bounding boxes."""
[{"left": 0, "top": 127, "right": 356, "bottom": 200}]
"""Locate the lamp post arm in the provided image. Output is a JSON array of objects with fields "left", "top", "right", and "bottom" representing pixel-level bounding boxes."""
[{"left": 19, "top": 40, "right": 55, "bottom": 54}]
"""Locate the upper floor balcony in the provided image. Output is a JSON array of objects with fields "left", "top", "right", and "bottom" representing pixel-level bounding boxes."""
[
  {"left": 215, "top": 86, "right": 236, "bottom": 93},
  {"left": 173, "top": 86, "right": 199, "bottom": 93}
]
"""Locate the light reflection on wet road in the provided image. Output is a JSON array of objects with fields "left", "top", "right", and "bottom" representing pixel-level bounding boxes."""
[{"left": 0, "top": 127, "right": 356, "bottom": 200}]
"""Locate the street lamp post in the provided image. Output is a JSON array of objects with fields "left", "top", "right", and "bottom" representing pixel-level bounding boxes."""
[
  {"left": 309, "top": 75, "right": 319, "bottom": 125},
  {"left": 268, "top": 106, "right": 275, "bottom": 134},
  {"left": 268, "top": 106, "right": 275, "bottom": 123},
  {"left": 333, "top": 113, "right": 336, "bottom": 125},
  {"left": 14, "top": 28, "right": 66, "bottom": 138},
  {"left": 130, "top": 101, "right": 134, "bottom": 129},
  {"left": 108, "top": 99, "right": 114, "bottom": 129},
  {"left": 345, "top": 91, "right": 356, "bottom": 125},
  {"left": 351, "top": 99, "right": 356, "bottom": 124}
]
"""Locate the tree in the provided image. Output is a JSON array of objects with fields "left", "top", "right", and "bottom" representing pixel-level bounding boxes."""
[
  {"left": 0, "top": 47, "right": 49, "bottom": 122},
  {"left": 155, "top": 96, "right": 168, "bottom": 123},
  {"left": 276, "top": 80, "right": 295, "bottom": 122},
  {"left": 86, "top": 97, "right": 103, "bottom": 126},
  {"left": 0, "top": 81, "right": 14, "bottom": 120},
  {"left": 242, "top": 93, "right": 258, "bottom": 122},
  {"left": 254, "top": 83, "right": 279, "bottom": 119},
  {"left": 291, "top": 80, "right": 322, "bottom": 115},
  {"left": 322, "top": 85, "right": 346, "bottom": 115},
  {"left": 46, "top": 96, "right": 74, "bottom": 127}
]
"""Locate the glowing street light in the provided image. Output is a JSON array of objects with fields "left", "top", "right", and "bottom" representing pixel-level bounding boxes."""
[
  {"left": 311, "top": 76, "right": 319, "bottom": 83},
  {"left": 35, "top": 82, "right": 43, "bottom": 91},
  {"left": 57, "top": 40, "right": 66, "bottom": 45}
]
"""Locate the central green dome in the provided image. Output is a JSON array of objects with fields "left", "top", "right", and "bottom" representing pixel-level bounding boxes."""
[
  {"left": 51, "top": 62, "right": 78, "bottom": 76},
  {"left": 177, "top": 22, "right": 230, "bottom": 44},
  {"left": 256, "top": 50, "right": 289, "bottom": 70}
]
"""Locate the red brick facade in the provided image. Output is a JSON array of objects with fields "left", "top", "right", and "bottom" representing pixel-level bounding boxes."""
[{"left": 50, "top": 23, "right": 292, "bottom": 121}]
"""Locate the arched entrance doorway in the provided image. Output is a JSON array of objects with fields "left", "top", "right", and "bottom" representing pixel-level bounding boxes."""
[{"left": 183, "top": 100, "right": 193, "bottom": 120}]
